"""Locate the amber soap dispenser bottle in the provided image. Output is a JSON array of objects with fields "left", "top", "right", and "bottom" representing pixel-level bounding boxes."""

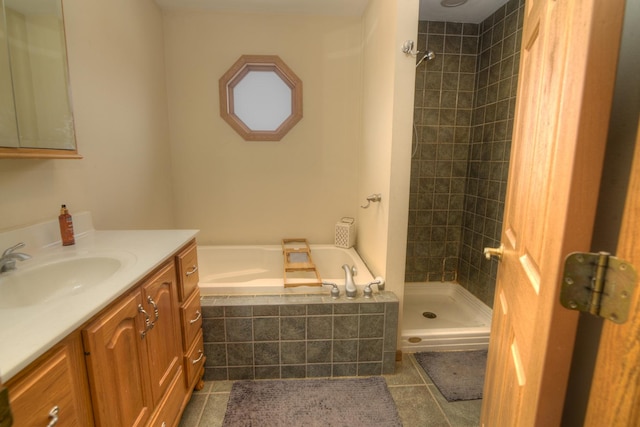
[{"left": 58, "top": 204, "right": 75, "bottom": 246}]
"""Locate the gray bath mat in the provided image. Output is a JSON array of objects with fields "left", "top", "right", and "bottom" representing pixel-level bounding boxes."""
[
  {"left": 222, "top": 376, "right": 402, "bottom": 426},
  {"left": 414, "top": 350, "right": 487, "bottom": 402}
]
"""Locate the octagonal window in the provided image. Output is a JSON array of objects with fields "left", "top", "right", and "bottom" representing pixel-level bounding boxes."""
[{"left": 219, "top": 55, "right": 303, "bottom": 141}]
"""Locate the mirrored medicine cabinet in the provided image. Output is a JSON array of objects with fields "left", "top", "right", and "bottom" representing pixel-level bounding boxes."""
[{"left": 0, "top": 0, "right": 79, "bottom": 159}]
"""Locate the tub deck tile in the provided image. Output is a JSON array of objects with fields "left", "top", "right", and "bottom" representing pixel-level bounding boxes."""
[
  {"left": 225, "top": 306, "right": 252, "bottom": 317},
  {"left": 253, "top": 317, "right": 280, "bottom": 340},
  {"left": 307, "top": 303, "right": 333, "bottom": 315},
  {"left": 200, "top": 291, "right": 399, "bottom": 379},
  {"left": 280, "top": 305, "right": 306, "bottom": 316},
  {"left": 203, "top": 318, "right": 225, "bottom": 342},
  {"left": 360, "top": 302, "right": 385, "bottom": 313},
  {"left": 359, "top": 314, "right": 385, "bottom": 338},
  {"left": 201, "top": 305, "right": 224, "bottom": 318},
  {"left": 252, "top": 305, "right": 279, "bottom": 316}
]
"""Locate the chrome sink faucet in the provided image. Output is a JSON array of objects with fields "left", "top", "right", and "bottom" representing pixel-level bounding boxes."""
[
  {"left": 0, "top": 242, "right": 31, "bottom": 273},
  {"left": 342, "top": 264, "right": 357, "bottom": 298}
]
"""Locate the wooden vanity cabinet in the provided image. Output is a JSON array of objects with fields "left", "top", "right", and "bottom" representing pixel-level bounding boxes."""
[
  {"left": 6, "top": 331, "right": 94, "bottom": 426},
  {"left": 175, "top": 241, "right": 205, "bottom": 391},
  {"left": 5, "top": 241, "right": 202, "bottom": 427},
  {"left": 82, "top": 260, "right": 184, "bottom": 427}
]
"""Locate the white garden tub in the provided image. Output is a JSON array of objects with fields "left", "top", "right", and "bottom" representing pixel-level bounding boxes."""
[{"left": 197, "top": 245, "right": 375, "bottom": 295}]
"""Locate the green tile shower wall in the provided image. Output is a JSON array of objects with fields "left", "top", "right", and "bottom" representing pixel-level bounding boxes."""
[
  {"left": 406, "top": 0, "right": 525, "bottom": 308},
  {"left": 200, "top": 293, "right": 399, "bottom": 380},
  {"left": 406, "top": 20, "right": 480, "bottom": 284},
  {"left": 459, "top": 0, "right": 525, "bottom": 307}
]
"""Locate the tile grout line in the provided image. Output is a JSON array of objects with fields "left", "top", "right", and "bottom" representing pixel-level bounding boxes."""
[
  {"left": 407, "top": 353, "right": 457, "bottom": 425},
  {"left": 386, "top": 383, "right": 433, "bottom": 388},
  {"left": 409, "top": 353, "right": 456, "bottom": 427},
  {"left": 193, "top": 393, "right": 211, "bottom": 427},
  {"left": 405, "top": 353, "right": 432, "bottom": 386},
  {"left": 425, "top": 384, "right": 455, "bottom": 427}
]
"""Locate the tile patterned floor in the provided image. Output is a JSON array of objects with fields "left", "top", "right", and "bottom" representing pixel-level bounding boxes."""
[{"left": 179, "top": 354, "right": 482, "bottom": 427}]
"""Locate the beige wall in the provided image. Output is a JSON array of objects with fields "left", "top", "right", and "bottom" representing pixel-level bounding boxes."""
[
  {"left": 163, "top": 11, "right": 363, "bottom": 245},
  {"left": 0, "top": 0, "right": 420, "bottom": 319},
  {"left": 358, "top": 0, "right": 417, "bottom": 310},
  {"left": 0, "top": 0, "right": 175, "bottom": 232}
]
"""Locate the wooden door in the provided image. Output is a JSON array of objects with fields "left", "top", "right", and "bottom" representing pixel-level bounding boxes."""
[
  {"left": 584, "top": 121, "right": 640, "bottom": 425},
  {"left": 83, "top": 291, "right": 153, "bottom": 427},
  {"left": 141, "top": 261, "right": 182, "bottom": 406},
  {"left": 480, "top": 0, "right": 625, "bottom": 425}
]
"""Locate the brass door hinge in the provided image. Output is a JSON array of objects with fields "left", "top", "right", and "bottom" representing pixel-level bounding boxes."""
[{"left": 560, "top": 252, "right": 637, "bottom": 324}]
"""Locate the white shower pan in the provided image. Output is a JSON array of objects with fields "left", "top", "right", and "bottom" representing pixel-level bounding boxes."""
[{"left": 401, "top": 282, "right": 492, "bottom": 353}]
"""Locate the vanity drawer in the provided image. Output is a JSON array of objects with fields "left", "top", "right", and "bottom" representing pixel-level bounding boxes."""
[
  {"left": 184, "top": 331, "right": 205, "bottom": 389},
  {"left": 180, "top": 287, "right": 203, "bottom": 349},
  {"left": 148, "top": 369, "right": 186, "bottom": 427},
  {"left": 176, "top": 241, "right": 199, "bottom": 302},
  {"left": 7, "top": 333, "right": 93, "bottom": 427}
]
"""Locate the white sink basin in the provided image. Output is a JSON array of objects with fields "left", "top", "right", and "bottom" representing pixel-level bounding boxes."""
[{"left": 0, "top": 256, "right": 127, "bottom": 308}]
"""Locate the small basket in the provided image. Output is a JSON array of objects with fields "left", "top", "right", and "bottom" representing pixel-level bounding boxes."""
[{"left": 335, "top": 217, "right": 356, "bottom": 248}]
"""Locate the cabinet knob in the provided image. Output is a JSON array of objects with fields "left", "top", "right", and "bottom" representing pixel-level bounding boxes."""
[{"left": 46, "top": 406, "right": 59, "bottom": 427}]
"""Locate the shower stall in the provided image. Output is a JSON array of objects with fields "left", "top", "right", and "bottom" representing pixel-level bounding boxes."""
[{"left": 402, "top": 0, "right": 525, "bottom": 351}]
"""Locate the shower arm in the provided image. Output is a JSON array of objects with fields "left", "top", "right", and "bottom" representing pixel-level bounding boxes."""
[{"left": 416, "top": 51, "right": 435, "bottom": 68}]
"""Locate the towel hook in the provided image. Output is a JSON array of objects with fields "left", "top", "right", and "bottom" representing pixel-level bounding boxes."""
[{"left": 360, "top": 193, "right": 382, "bottom": 209}]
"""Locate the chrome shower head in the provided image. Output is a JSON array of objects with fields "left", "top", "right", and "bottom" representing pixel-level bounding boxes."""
[{"left": 416, "top": 50, "right": 436, "bottom": 68}]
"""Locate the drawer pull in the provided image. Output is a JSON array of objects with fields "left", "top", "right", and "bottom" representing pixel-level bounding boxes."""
[
  {"left": 47, "top": 406, "right": 59, "bottom": 427},
  {"left": 185, "top": 265, "right": 198, "bottom": 276},
  {"left": 189, "top": 310, "right": 202, "bottom": 324},
  {"left": 192, "top": 350, "right": 204, "bottom": 365},
  {"left": 147, "top": 295, "right": 160, "bottom": 321}
]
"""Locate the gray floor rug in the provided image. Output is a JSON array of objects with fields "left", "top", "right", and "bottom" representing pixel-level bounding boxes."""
[
  {"left": 222, "top": 376, "right": 402, "bottom": 427},
  {"left": 414, "top": 350, "right": 487, "bottom": 402}
]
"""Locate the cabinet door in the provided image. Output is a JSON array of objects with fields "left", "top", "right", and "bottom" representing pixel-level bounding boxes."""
[
  {"left": 7, "top": 332, "right": 93, "bottom": 427},
  {"left": 83, "top": 291, "right": 152, "bottom": 427},
  {"left": 141, "top": 261, "right": 182, "bottom": 406}
]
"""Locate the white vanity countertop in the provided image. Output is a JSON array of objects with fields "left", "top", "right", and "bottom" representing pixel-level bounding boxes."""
[{"left": 0, "top": 217, "right": 198, "bottom": 383}]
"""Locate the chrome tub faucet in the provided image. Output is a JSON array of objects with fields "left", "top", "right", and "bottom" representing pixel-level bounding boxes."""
[{"left": 342, "top": 264, "right": 357, "bottom": 298}]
